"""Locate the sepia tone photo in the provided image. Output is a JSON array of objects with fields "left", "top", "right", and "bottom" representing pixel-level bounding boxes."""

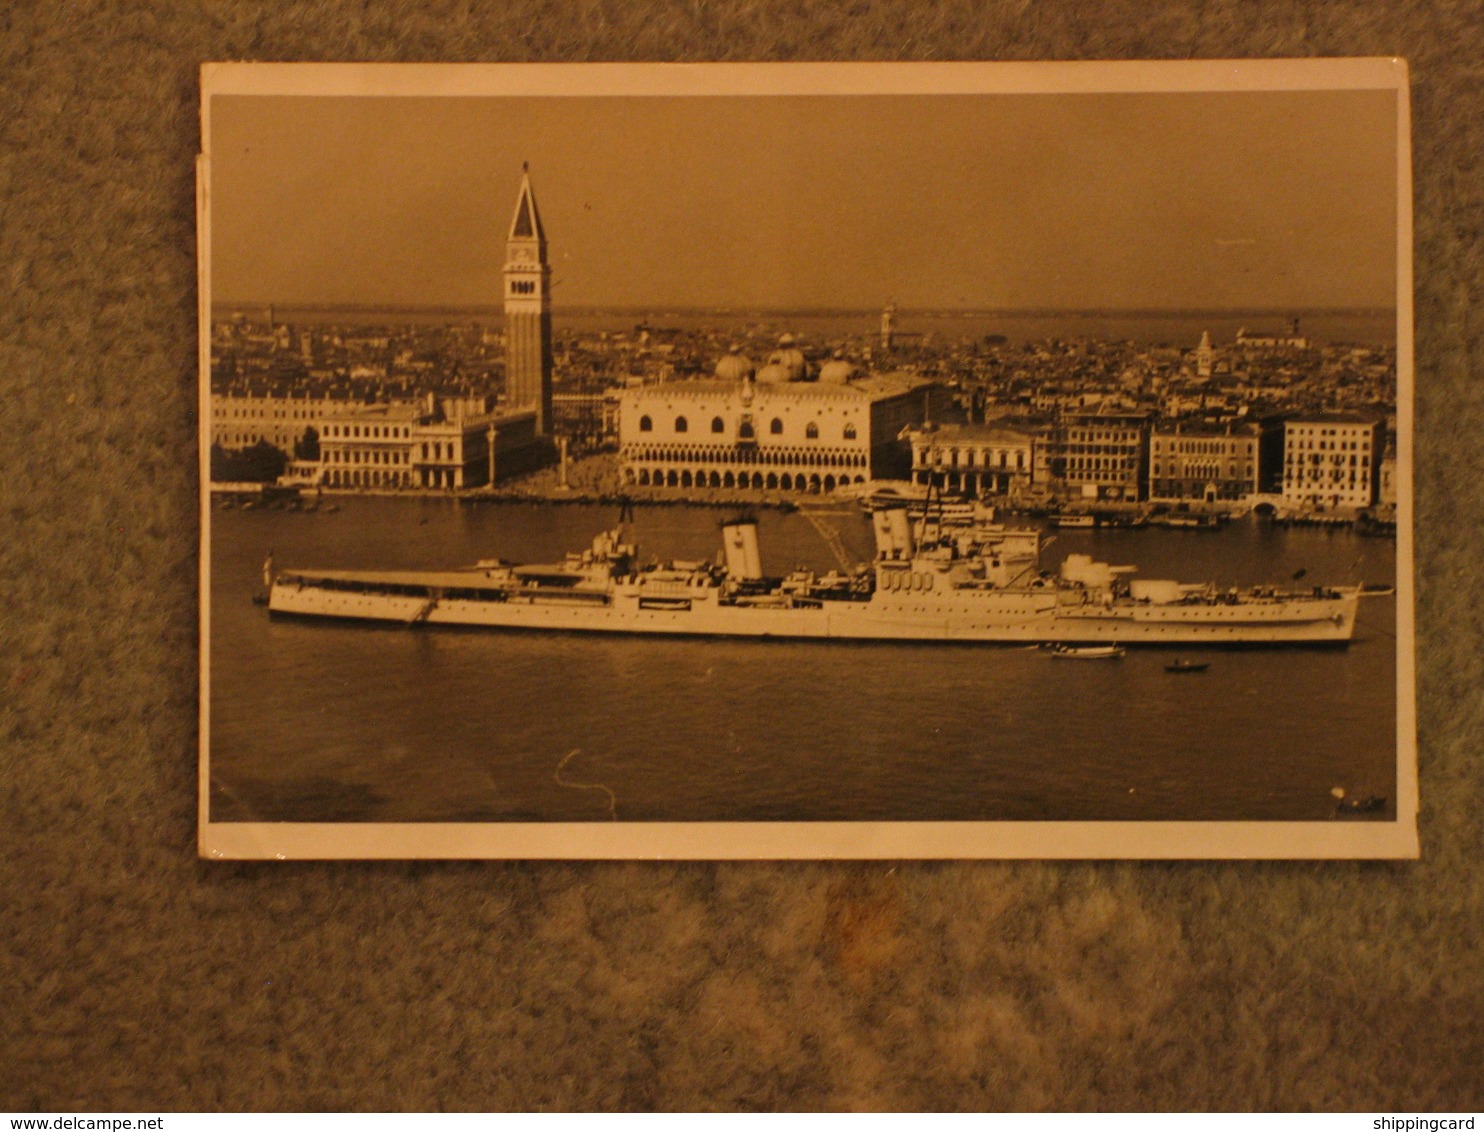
[{"left": 198, "top": 61, "right": 1416, "bottom": 859}]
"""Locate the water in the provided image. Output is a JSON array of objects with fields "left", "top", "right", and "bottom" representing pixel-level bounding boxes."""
[
  {"left": 208, "top": 501, "right": 1398, "bottom": 824},
  {"left": 215, "top": 305, "right": 1397, "bottom": 348}
]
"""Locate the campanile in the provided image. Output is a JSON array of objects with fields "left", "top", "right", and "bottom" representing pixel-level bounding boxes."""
[{"left": 503, "top": 164, "right": 553, "bottom": 435}]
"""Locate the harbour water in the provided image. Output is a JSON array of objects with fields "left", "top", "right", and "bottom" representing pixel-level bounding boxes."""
[{"left": 209, "top": 500, "right": 1398, "bottom": 824}]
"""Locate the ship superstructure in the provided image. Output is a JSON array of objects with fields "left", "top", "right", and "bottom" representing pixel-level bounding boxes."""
[{"left": 267, "top": 509, "right": 1363, "bottom": 645}]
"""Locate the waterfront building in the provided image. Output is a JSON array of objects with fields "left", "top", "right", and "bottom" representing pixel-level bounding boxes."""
[
  {"left": 318, "top": 395, "right": 542, "bottom": 490},
  {"left": 906, "top": 423, "right": 1035, "bottom": 496},
  {"left": 318, "top": 402, "right": 423, "bottom": 489},
  {"left": 211, "top": 392, "right": 367, "bottom": 454},
  {"left": 1148, "top": 420, "right": 1269, "bottom": 504},
  {"left": 503, "top": 165, "right": 554, "bottom": 435},
  {"left": 211, "top": 387, "right": 544, "bottom": 490},
  {"left": 617, "top": 346, "right": 950, "bottom": 492},
  {"left": 1281, "top": 414, "right": 1384, "bottom": 509},
  {"left": 1050, "top": 409, "right": 1153, "bottom": 502}
]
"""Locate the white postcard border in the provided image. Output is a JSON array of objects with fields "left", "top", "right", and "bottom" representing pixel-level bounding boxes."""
[{"left": 198, "top": 59, "right": 1418, "bottom": 861}]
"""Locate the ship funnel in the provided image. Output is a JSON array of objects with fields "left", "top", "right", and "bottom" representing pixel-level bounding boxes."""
[
  {"left": 871, "top": 507, "right": 916, "bottom": 560},
  {"left": 721, "top": 519, "right": 763, "bottom": 581}
]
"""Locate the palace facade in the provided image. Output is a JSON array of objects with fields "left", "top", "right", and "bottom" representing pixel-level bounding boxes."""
[
  {"left": 618, "top": 348, "right": 949, "bottom": 492},
  {"left": 1148, "top": 420, "right": 1272, "bottom": 503}
]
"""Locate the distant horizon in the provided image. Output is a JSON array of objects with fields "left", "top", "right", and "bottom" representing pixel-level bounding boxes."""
[{"left": 212, "top": 300, "right": 1398, "bottom": 318}]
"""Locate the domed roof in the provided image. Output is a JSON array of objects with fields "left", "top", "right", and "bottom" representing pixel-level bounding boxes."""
[
  {"left": 818, "top": 351, "right": 856, "bottom": 384},
  {"left": 763, "top": 334, "right": 808, "bottom": 381},
  {"left": 714, "top": 349, "right": 754, "bottom": 381},
  {"left": 754, "top": 362, "right": 794, "bottom": 384}
]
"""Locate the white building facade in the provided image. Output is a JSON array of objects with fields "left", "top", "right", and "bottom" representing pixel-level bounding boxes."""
[
  {"left": 315, "top": 397, "right": 540, "bottom": 490},
  {"left": 211, "top": 392, "right": 353, "bottom": 454},
  {"left": 1281, "top": 415, "right": 1384, "bottom": 509},
  {"left": 618, "top": 369, "right": 948, "bottom": 492},
  {"left": 906, "top": 424, "right": 1035, "bottom": 496}
]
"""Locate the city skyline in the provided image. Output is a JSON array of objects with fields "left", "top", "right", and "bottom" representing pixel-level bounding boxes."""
[{"left": 208, "top": 88, "right": 1400, "bottom": 314}]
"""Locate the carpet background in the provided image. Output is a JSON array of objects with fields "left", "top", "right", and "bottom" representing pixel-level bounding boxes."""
[{"left": 3, "top": 0, "right": 1481, "bottom": 1112}]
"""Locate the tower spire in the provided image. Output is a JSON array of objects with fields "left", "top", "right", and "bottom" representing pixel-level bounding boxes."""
[
  {"left": 508, "top": 165, "right": 546, "bottom": 243},
  {"left": 504, "top": 166, "right": 553, "bottom": 435}
]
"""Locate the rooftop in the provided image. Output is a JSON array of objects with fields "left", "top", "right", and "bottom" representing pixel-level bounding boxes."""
[
  {"left": 622, "top": 371, "right": 936, "bottom": 402},
  {"left": 906, "top": 422, "right": 1035, "bottom": 444},
  {"left": 1284, "top": 413, "right": 1382, "bottom": 426}
]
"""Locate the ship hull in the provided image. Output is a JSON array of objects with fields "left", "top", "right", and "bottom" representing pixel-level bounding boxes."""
[{"left": 268, "top": 579, "right": 1359, "bottom": 645}]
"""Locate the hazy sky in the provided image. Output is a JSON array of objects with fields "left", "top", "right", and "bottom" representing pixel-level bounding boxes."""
[{"left": 209, "top": 89, "right": 1399, "bottom": 311}]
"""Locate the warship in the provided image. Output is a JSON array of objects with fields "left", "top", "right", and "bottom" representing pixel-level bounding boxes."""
[{"left": 266, "top": 508, "right": 1365, "bottom": 645}]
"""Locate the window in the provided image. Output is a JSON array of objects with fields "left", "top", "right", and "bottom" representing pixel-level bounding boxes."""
[
  {"left": 770, "top": 418, "right": 783, "bottom": 435},
  {"left": 711, "top": 417, "right": 724, "bottom": 434},
  {"left": 805, "top": 422, "right": 819, "bottom": 439},
  {"left": 843, "top": 423, "right": 857, "bottom": 440},
  {"left": 675, "top": 416, "right": 688, "bottom": 433},
  {"left": 639, "top": 415, "right": 652, "bottom": 432}
]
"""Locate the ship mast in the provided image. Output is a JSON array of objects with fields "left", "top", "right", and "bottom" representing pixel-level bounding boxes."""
[{"left": 798, "top": 508, "right": 853, "bottom": 573}]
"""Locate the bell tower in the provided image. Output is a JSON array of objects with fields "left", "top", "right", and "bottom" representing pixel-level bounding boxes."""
[{"left": 503, "top": 163, "right": 553, "bottom": 434}]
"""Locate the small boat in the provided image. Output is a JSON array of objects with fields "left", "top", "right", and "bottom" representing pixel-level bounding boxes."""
[
  {"left": 1055, "top": 514, "right": 1096, "bottom": 529},
  {"left": 1050, "top": 644, "right": 1125, "bottom": 659},
  {"left": 1165, "top": 659, "right": 1209, "bottom": 673},
  {"left": 1151, "top": 513, "right": 1222, "bottom": 530}
]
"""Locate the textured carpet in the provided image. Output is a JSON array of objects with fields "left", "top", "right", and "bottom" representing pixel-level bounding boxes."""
[{"left": 3, "top": 0, "right": 1482, "bottom": 1113}]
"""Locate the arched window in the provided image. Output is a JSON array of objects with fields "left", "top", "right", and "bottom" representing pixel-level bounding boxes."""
[
  {"left": 639, "top": 415, "right": 652, "bottom": 432},
  {"left": 805, "top": 422, "right": 819, "bottom": 440},
  {"left": 675, "top": 416, "right": 688, "bottom": 433},
  {"left": 770, "top": 418, "right": 784, "bottom": 435},
  {"left": 739, "top": 420, "right": 755, "bottom": 439},
  {"left": 711, "top": 417, "right": 724, "bottom": 434},
  {"left": 843, "top": 423, "right": 857, "bottom": 440}
]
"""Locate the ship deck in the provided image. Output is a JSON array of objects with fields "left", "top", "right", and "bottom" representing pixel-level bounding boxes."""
[{"left": 278, "top": 568, "right": 515, "bottom": 591}]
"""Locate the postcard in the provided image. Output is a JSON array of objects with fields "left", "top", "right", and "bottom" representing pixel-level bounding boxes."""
[{"left": 198, "top": 60, "right": 1416, "bottom": 859}]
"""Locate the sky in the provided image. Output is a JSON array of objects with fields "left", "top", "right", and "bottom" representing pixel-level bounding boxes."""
[{"left": 208, "top": 89, "right": 1399, "bottom": 312}]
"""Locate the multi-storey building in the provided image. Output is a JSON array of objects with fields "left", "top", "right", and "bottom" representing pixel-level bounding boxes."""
[
  {"left": 317, "top": 396, "right": 542, "bottom": 490},
  {"left": 1051, "top": 409, "right": 1152, "bottom": 502},
  {"left": 905, "top": 423, "right": 1035, "bottom": 496},
  {"left": 617, "top": 357, "right": 949, "bottom": 492},
  {"left": 1148, "top": 420, "right": 1269, "bottom": 503},
  {"left": 318, "top": 403, "right": 423, "bottom": 489},
  {"left": 210, "top": 392, "right": 360, "bottom": 454},
  {"left": 1281, "top": 415, "right": 1384, "bottom": 509}
]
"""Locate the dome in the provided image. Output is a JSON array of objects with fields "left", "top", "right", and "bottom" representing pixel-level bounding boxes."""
[
  {"left": 763, "top": 334, "right": 808, "bottom": 382},
  {"left": 818, "top": 351, "right": 856, "bottom": 384},
  {"left": 714, "top": 349, "right": 754, "bottom": 381},
  {"left": 754, "top": 362, "right": 793, "bottom": 384}
]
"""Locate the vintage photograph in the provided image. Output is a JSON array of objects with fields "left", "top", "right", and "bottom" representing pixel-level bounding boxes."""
[{"left": 198, "top": 61, "right": 1416, "bottom": 858}]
